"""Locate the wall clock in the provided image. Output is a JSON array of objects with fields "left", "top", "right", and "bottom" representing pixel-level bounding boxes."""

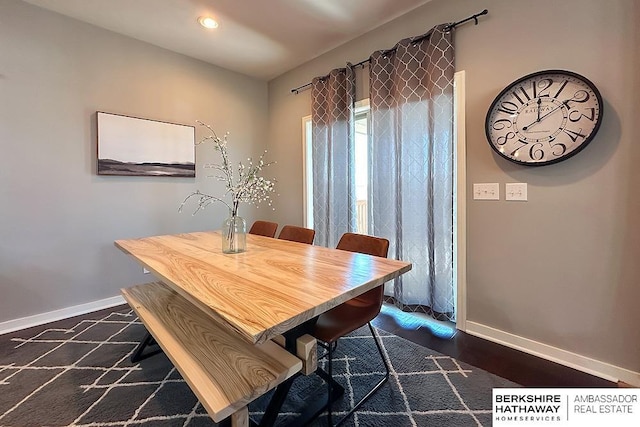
[{"left": 485, "top": 70, "right": 603, "bottom": 166}]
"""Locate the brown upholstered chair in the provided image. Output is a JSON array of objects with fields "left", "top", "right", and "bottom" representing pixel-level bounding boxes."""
[
  {"left": 313, "top": 232, "right": 390, "bottom": 426},
  {"left": 277, "top": 225, "right": 315, "bottom": 245},
  {"left": 248, "top": 220, "right": 278, "bottom": 238}
]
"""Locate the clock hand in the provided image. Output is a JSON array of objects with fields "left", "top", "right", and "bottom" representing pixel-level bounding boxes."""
[
  {"left": 522, "top": 99, "right": 569, "bottom": 131},
  {"left": 536, "top": 98, "right": 541, "bottom": 122},
  {"left": 538, "top": 99, "right": 569, "bottom": 121}
]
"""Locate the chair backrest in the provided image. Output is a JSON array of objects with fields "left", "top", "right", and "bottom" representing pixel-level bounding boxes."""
[
  {"left": 277, "top": 225, "right": 315, "bottom": 245},
  {"left": 248, "top": 221, "right": 278, "bottom": 238},
  {"left": 336, "top": 232, "right": 390, "bottom": 308},
  {"left": 336, "top": 232, "right": 389, "bottom": 258}
]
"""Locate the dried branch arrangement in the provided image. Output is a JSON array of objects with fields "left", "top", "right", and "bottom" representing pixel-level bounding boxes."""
[{"left": 179, "top": 121, "right": 276, "bottom": 217}]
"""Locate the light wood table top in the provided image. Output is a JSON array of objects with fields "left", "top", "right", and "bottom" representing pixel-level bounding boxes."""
[{"left": 115, "top": 231, "right": 412, "bottom": 345}]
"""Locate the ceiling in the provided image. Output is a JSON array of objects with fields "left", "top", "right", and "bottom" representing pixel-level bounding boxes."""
[{"left": 23, "top": 0, "right": 432, "bottom": 80}]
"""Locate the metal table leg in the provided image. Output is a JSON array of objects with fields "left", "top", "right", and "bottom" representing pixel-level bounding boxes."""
[{"left": 130, "top": 331, "right": 163, "bottom": 363}]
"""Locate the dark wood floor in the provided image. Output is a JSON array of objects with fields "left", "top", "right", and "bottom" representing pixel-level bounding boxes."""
[{"left": 372, "top": 308, "right": 616, "bottom": 388}]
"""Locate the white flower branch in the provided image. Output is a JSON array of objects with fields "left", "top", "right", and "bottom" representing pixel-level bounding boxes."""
[{"left": 179, "top": 121, "right": 277, "bottom": 217}]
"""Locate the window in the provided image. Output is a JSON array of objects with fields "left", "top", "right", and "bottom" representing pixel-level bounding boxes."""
[
  {"left": 302, "top": 116, "right": 313, "bottom": 228},
  {"left": 354, "top": 100, "right": 370, "bottom": 234}
]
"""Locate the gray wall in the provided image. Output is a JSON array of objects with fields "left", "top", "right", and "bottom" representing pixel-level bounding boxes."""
[
  {"left": 0, "top": 1, "right": 268, "bottom": 322},
  {"left": 268, "top": 0, "right": 640, "bottom": 373}
]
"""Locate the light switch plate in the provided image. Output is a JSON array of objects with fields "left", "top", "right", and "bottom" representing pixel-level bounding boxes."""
[
  {"left": 473, "top": 183, "right": 499, "bottom": 200},
  {"left": 505, "top": 183, "right": 527, "bottom": 201}
]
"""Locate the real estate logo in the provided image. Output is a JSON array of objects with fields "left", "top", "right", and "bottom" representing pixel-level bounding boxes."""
[
  {"left": 494, "top": 392, "right": 562, "bottom": 423},
  {"left": 493, "top": 388, "right": 640, "bottom": 426}
]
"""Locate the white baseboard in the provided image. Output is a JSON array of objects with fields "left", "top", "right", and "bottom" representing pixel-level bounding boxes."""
[
  {"left": 465, "top": 321, "right": 640, "bottom": 387},
  {"left": 0, "top": 295, "right": 126, "bottom": 336}
]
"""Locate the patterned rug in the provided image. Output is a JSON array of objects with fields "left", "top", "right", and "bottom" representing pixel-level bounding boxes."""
[{"left": 0, "top": 307, "right": 518, "bottom": 426}]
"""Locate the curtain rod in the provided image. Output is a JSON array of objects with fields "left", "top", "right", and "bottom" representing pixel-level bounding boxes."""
[{"left": 290, "top": 9, "right": 488, "bottom": 94}]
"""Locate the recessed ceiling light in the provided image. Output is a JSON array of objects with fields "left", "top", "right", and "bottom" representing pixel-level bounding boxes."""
[{"left": 198, "top": 16, "right": 218, "bottom": 29}]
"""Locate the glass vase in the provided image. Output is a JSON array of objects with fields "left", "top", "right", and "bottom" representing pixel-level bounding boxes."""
[{"left": 222, "top": 215, "right": 246, "bottom": 254}]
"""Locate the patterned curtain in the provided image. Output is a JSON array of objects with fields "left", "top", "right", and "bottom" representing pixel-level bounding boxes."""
[
  {"left": 369, "top": 25, "right": 455, "bottom": 321},
  {"left": 311, "top": 67, "right": 357, "bottom": 248}
]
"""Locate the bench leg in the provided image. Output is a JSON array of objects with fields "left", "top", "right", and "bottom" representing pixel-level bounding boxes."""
[
  {"left": 274, "top": 334, "right": 317, "bottom": 376},
  {"left": 131, "top": 331, "right": 163, "bottom": 363},
  {"left": 296, "top": 334, "right": 317, "bottom": 375},
  {"left": 231, "top": 407, "right": 249, "bottom": 427}
]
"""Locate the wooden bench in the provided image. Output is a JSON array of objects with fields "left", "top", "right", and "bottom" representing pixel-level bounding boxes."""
[{"left": 121, "top": 281, "right": 302, "bottom": 426}]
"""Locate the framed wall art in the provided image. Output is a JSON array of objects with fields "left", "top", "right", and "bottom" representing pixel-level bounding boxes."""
[{"left": 97, "top": 112, "right": 196, "bottom": 177}]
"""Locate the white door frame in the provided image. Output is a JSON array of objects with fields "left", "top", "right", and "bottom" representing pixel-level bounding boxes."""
[{"left": 453, "top": 70, "right": 467, "bottom": 331}]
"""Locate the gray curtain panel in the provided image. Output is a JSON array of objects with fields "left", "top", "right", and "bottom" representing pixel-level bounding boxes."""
[
  {"left": 311, "top": 67, "right": 357, "bottom": 249},
  {"left": 369, "top": 24, "right": 455, "bottom": 320}
]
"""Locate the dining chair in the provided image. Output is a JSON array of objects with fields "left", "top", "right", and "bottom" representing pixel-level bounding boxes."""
[
  {"left": 312, "top": 232, "right": 390, "bottom": 426},
  {"left": 277, "top": 225, "right": 315, "bottom": 245},
  {"left": 248, "top": 220, "right": 278, "bottom": 238}
]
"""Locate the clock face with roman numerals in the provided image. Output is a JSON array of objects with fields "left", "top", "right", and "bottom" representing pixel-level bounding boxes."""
[{"left": 485, "top": 70, "right": 603, "bottom": 166}]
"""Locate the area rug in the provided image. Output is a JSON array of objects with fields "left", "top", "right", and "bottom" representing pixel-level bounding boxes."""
[{"left": 0, "top": 307, "right": 518, "bottom": 426}]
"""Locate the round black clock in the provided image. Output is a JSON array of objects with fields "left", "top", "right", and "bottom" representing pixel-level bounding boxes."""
[{"left": 485, "top": 70, "right": 603, "bottom": 166}]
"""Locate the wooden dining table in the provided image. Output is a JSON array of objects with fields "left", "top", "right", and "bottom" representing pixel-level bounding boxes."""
[{"left": 115, "top": 230, "right": 412, "bottom": 426}]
